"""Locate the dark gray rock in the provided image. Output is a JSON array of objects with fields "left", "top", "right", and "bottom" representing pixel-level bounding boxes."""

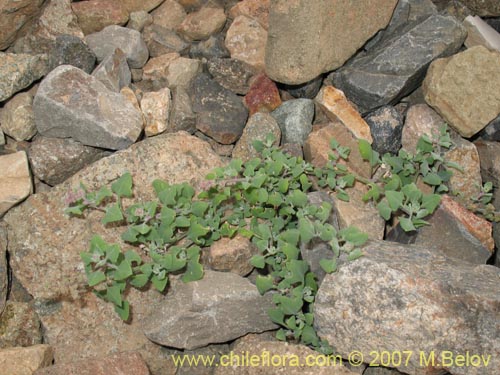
[
  {"left": 189, "top": 34, "right": 230, "bottom": 60},
  {"left": 91, "top": 48, "right": 131, "bottom": 92},
  {"left": 486, "top": 17, "right": 500, "bottom": 33},
  {"left": 331, "top": 14, "right": 467, "bottom": 113},
  {"left": 280, "top": 75, "right": 323, "bottom": 99},
  {"left": 207, "top": 58, "right": 257, "bottom": 95},
  {"left": 85, "top": 25, "right": 149, "bottom": 69},
  {"left": 271, "top": 99, "right": 314, "bottom": 145},
  {"left": 142, "top": 24, "right": 190, "bottom": 58},
  {"left": 364, "top": 106, "right": 403, "bottom": 154},
  {"left": 33, "top": 65, "right": 143, "bottom": 150},
  {"left": 0, "top": 223, "right": 6, "bottom": 315},
  {"left": 478, "top": 114, "right": 500, "bottom": 141},
  {"left": 169, "top": 86, "right": 197, "bottom": 134},
  {"left": 141, "top": 271, "right": 278, "bottom": 350},
  {"left": 49, "top": 35, "right": 96, "bottom": 74},
  {"left": 188, "top": 73, "right": 248, "bottom": 144}
]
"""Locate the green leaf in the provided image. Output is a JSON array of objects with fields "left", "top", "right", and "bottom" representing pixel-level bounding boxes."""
[
  {"left": 399, "top": 217, "right": 416, "bottom": 232},
  {"left": 133, "top": 223, "right": 151, "bottom": 235},
  {"left": 340, "top": 226, "right": 369, "bottom": 246},
  {"left": 268, "top": 308, "right": 285, "bottom": 325},
  {"left": 130, "top": 274, "right": 149, "bottom": 288},
  {"left": 191, "top": 201, "right": 209, "bottom": 217},
  {"left": 250, "top": 255, "right": 266, "bottom": 269},
  {"left": 421, "top": 194, "right": 441, "bottom": 213},
  {"left": 319, "top": 258, "right": 337, "bottom": 273},
  {"left": 106, "top": 285, "right": 123, "bottom": 306},
  {"left": 358, "top": 139, "right": 372, "bottom": 161},
  {"left": 121, "top": 228, "right": 138, "bottom": 243},
  {"left": 256, "top": 275, "right": 275, "bottom": 294},
  {"left": 289, "top": 190, "right": 308, "bottom": 207},
  {"left": 105, "top": 244, "right": 120, "bottom": 263},
  {"left": 385, "top": 190, "right": 404, "bottom": 211},
  {"left": 114, "top": 300, "right": 130, "bottom": 321},
  {"left": 87, "top": 271, "right": 106, "bottom": 287},
  {"left": 151, "top": 274, "right": 169, "bottom": 292},
  {"left": 276, "top": 329, "right": 287, "bottom": 341},
  {"left": 301, "top": 325, "right": 319, "bottom": 346},
  {"left": 347, "top": 248, "right": 364, "bottom": 261},
  {"left": 65, "top": 205, "right": 84, "bottom": 216},
  {"left": 276, "top": 295, "right": 303, "bottom": 315},
  {"left": 278, "top": 179, "right": 289, "bottom": 194},
  {"left": 336, "top": 190, "right": 350, "bottom": 202},
  {"left": 90, "top": 235, "right": 108, "bottom": 254},
  {"left": 298, "top": 218, "right": 315, "bottom": 244},
  {"left": 175, "top": 216, "right": 190, "bottom": 228},
  {"left": 114, "top": 260, "right": 133, "bottom": 281},
  {"left": 124, "top": 250, "right": 142, "bottom": 264},
  {"left": 279, "top": 229, "right": 300, "bottom": 246},
  {"left": 422, "top": 173, "right": 442, "bottom": 186},
  {"left": 102, "top": 203, "right": 124, "bottom": 224},
  {"left": 95, "top": 186, "right": 113, "bottom": 205},
  {"left": 377, "top": 201, "right": 392, "bottom": 221},
  {"left": 181, "top": 250, "right": 203, "bottom": 283},
  {"left": 111, "top": 172, "right": 133, "bottom": 198}
]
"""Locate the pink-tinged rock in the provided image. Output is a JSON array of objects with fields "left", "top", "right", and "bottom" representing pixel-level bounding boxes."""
[
  {"left": 34, "top": 351, "right": 150, "bottom": 375},
  {"left": 122, "top": 0, "right": 164, "bottom": 13},
  {"left": 0, "top": 0, "right": 45, "bottom": 50},
  {"left": 141, "top": 88, "right": 172, "bottom": 137},
  {"left": 72, "top": 0, "right": 129, "bottom": 35},
  {"left": 229, "top": 0, "right": 270, "bottom": 29},
  {"left": 177, "top": 6, "right": 226, "bottom": 41},
  {"left": 402, "top": 104, "right": 446, "bottom": 153},
  {"left": 225, "top": 15, "right": 267, "bottom": 70},
  {"left": 0, "top": 151, "right": 32, "bottom": 218},
  {"left": 315, "top": 86, "right": 373, "bottom": 143},
  {"left": 0, "top": 301, "right": 42, "bottom": 349},
  {"left": 243, "top": 73, "right": 281, "bottom": 115},
  {"left": 208, "top": 235, "right": 258, "bottom": 276},
  {"left": 0, "top": 344, "right": 53, "bottom": 374},
  {"left": 151, "top": 0, "right": 187, "bottom": 30}
]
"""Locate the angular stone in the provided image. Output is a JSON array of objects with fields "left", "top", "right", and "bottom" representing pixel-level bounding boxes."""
[
  {"left": 28, "top": 136, "right": 108, "bottom": 186},
  {"left": 315, "top": 86, "right": 373, "bottom": 143},
  {"left": 464, "top": 15, "right": 500, "bottom": 52},
  {"left": 72, "top": 0, "right": 129, "bottom": 35},
  {"left": 141, "top": 271, "right": 278, "bottom": 350},
  {"left": 208, "top": 235, "right": 257, "bottom": 276},
  {"left": 475, "top": 140, "right": 500, "bottom": 188},
  {"left": 0, "top": 301, "right": 42, "bottom": 349},
  {"left": 85, "top": 25, "right": 149, "bottom": 69},
  {"left": 0, "top": 345, "right": 53, "bottom": 374},
  {"left": 177, "top": 0, "right": 208, "bottom": 12},
  {"left": 143, "top": 53, "right": 201, "bottom": 90},
  {"left": 127, "top": 11, "right": 153, "bottom": 32},
  {"left": 244, "top": 73, "right": 281, "bottom": 115},
  {"left": 332, "top": 14, "right": 466, "bottom": 113},
  {"left": 142, "top": 24, "right": 190, "bottom": 57},
  {"left": 316, "top": 240, "right": 500, "bottom": 375},
  {"left": 402, "top": 104, "right": 445, "bottom": 153},
  {"left": 151, "top": 0, "right": 186, "bottom": 30},
  {"left": 364, "top": 106, "right": 403, "bottom": 154},
  {"left": 189, "top": 34, "right": 230, "bottom": 60},
  {"left": 0, "top": 92, "right": 37, "bottom": 141},
  {"left": 265, "top": 0, "right": 398, "bottom": 85},
  {"left": 0, "top": 53, "right": 49, "bottom": 103},
  {"left": 464, "top": 0, "right": 500, "bottom": 16},
  {"left": 486, "top": 17, "right": 500, "bottom": 33},
  {"left": 122, "top": 0, "right": 164, "bottom": 13},
  {"left": 48, "top": 35, "right": 97, "bottom": 74},
  {"left": 0, "top": 151, "right": 32, "bottom": 217},
  {"left": 271, "top": 99, "right": 314, "bottom": 145},
  {"left": 0, "top": 0, "right": 45, "bottom": 50},
  {"left": 423, "top": 45, "right": 500, "bottom": 138},
  {"left": 0, "top": 224, "right": 6, "bottom": 314},
  {"left": 3, "top": 132, "right": 223, "bottom": 373},
  {"left": 33, "top": 65, "right": 143, "bottom": 150},
  {"left": 229, "top": 0, "right": 270, "bottom": 30},
  {"left": 120, "top": 87, "right": 141, "bottom": 112},
  {"left": 225, "top": 15, "right": 267, "bottom": 70},
  {"left": 91, "top": 48, "right": 131, "bottom": 92},
  {"left": 169, "top": 86, "right": 196, "bottom": 133},
  {"left": 0, "top": 129, "right": 4, "bottom": 146},
  {"left": 232, "top": 113, "right": 281, "bottom": 161},
  {"left": 207, "top": 58, "right": 257, "bottom": 95},
  {"left": 141, "top": 88, "right": 172, "bottom": 137},
  {"left": 479, "top": 114, "right": 500, "bottom": 141},
  {"left": 177, "top": 6, "right": 226, "bottom": 41},
  {"left": 189, "top": 73, "right": 248, "bottom": 144},
  {"left": 34, "top": 351, "right": 150, "bottom": 375},
  {"left": 195, "top": 131, "right": 235, "bottom": 157},
  {"left": 282, "top": 76, "right": 323, "bottom": 100}
]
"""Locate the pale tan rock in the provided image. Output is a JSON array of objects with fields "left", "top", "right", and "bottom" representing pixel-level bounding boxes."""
[
  {"left": 0, "top": 0, "right": 46, "bottom": 50},
  {"left": 225, "top": 15, "right": 267, "bottom": 70},
  {"left": 141, "top": 88, "right": 172, "bottom": 136},
  {"left": 0, "top": 344, "right": 53, "bottom": 375},
  {"left": 0, "top": 301, "right": 42, "bottom": 348},
  {"left": 72, "top": 0, "right": 129, "bottom": 35},
  {"left": 464, "top": 15, "right": 500, "bottom": 52},
  {"left": 127, "top": 11, "right": 153, "bottom": 32},
  {"left": 143, "top": 53, "right": 201, "bottom": 89},
  {"left": 208, "top": 235, "right": 257, "bottom": 276},
  {"left": 177, "top": 6, "right": 226, "bottom": 41},
  {"left": 151, "top": 0, "right": 187, "bottom": 30},
  {"left": 0, "top": 92, "right": 36, "bottom": 141},
  {"left": 423, "top": 46, "right": 500, "bottom": 138},
  {"left": 0, "top": 151, "right": 32, "bottom": 217},
  {"left": 120, "top": 86, "right": 142, "bottom": 113},
  {"left": 229, "top": 0, "right": 270, "bottom": 29},
  {"left": 402, "top": 104, "right": 446, "bottom": 154},
  {"left": 315, "top": 86, "right": 373, "bottom": 143},
  {"left": 122, "top": 0, "right": 164, "bottom": 13}
]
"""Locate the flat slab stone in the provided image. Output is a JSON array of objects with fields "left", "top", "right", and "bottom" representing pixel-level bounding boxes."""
[{"left": 0, "top": 151, "right": 32, "bottom": 218}]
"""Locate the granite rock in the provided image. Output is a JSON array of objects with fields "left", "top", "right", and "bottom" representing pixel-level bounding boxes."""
[
  {"left": 0, "top": 92, "right": 37, "bottom": 141},
  {"left": 271, "top": 99, "right": 314, "bottom": 145},
  {"left": 91, "top": 48, "right": 131, "bottom": 92},
  {"left": 169, "top": 86, "right": 197, "bottom": 133},
  {"left": 0, "top": 345, "right": 53, "bottom": 375},
  {"left": 189, "top": 34, "right": 230, "bottom": 59},
  {"left": 207, "top": 58, "right": 257, "bottom": 95},
  {"left": 48, "top": 35, "right": 97, "bottom": 74},
  {"left": 177, "top": 6, "right": 226, "bottom": 41},
  {"left": 364, "top": 106, "right": 403, "bottom": 154},
  {"left": 401, "top": 104, "right": 445, "bottom": 153},
  {"left": 141, "top": 88, "right": 172, "bottom": 137},
  {"left": 72, "top": 0, "right": 129, "bottom": 35},
  {"left": 464, "top": 0, "right": 500, "bottom": 16},
  {"left": 0, "top": 301, "right": 42, "bottom": 349},
  {"left": 126, "top": 11, "right": 153, "bottom": 32},
  {"left": 0, "top": 0, "right": 46, "bottom": 50},
  {"left": 151, "top": 0, "right": 186, "bottom": 30},
  {"left": 142, "top": 24, "right": 189, "bottom": 57},
  {"left": 228, "top": 0, "right": 270, "bottom": 30},
  {"left": 142, "top": 52, "right": 201, "bottom": 90},
  {"left": 122, "top": 0, "right": 165, "bottom": 13},
  {"left": 0, "top": 151, "right": 32, "bottom": 218}
]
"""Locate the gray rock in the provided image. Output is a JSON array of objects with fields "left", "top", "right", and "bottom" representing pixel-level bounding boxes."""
[
  {"left": 281, "top": 75, "right": 323, "bottom": 99},
  {"left": 189, "top": 34, "right": 230, "bottom": 60},
  {"left": 207, "top": 58, "right": 257, "bottom": 95},
  {"left": 127, "top": 10, "right": 153, "bottom": 32},
  {"left": 91, "top": 48, "right": 131, "bottom": 92},
  {"left": 0, "top": 301, "right": 42, "bottom": 349},
  {"left": 0, "top": 223, "right": 6, "bottom": 315},
  {"left": 188, "top": 73, "right": 248, "bottom": 144},
  {"left": 49, "top": 35, "right": 97, "bottom": 74},
  {"left": 28, "top": 136, "right": 108, "bottom": 186},
  {"left": 331, "top": 14, "right": 467, "bottom": 113},
  {"left": 169, "top": 86, "right": 197, "bottom": 133},
  {"left": 479, "top": 114, "right": 500, "bottom": 141},
  {"left": 85, "top": 25, "right": 149, "bottom": 69},
  {"left": 0, "top": 53, "right": 49, "bottom": 103},
  {"left": 142, "top": 24, "right": 190, "bottom": 58},
  {"left": 0, "top": 128, "right": 4, "bottom": 146},
  {"left": 271, "top": 99, "right": 314, "bottom": 145},
  {"left": 364, "top": 106, "right": 403, "bottom": 154},
  {"left": 486, "top": 17, "right": 500, "bottom": 33},
  {"left": 0, "top": 92, "right": 37, "bottom": 141},
  {"left": 33, "top": 65, "right": 143, "bottom": 150},
  {"left": 141, "top": 271, "right": 278, "bottom": 350},
  {"left": 464, "top": 0, "right": 500, "bottom": 17},
  {"left": 315, "top": 240, "right": 500, "bottom": 375}
]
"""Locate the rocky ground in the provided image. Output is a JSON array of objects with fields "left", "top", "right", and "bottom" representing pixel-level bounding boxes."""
[{"left": 0, "top": 0, "right": 499, "bottom": 374}]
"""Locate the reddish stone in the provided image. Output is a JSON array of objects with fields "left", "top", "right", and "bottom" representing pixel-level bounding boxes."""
[
  {"left": 72, "top": 0, "right": 129, "bottom": 35},
  {"left": 243, "top": 74, "right": 281, "bottom": 115}
]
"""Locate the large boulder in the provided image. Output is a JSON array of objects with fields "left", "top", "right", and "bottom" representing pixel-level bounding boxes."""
[{"left": 0, "top": 0, "right": 46, "bottom": 50}]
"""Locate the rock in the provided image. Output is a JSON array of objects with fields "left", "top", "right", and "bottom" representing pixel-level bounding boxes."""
[
  {"left": 401, "top": 104, "right": 445, "bottom": 153},
  {"left": 188, "top": 73, "right": 248, "bottom": 144},
  {"left": 475, "top": 140, "right": 500, "bottom": 189},
  {"left": 243, "top": 73, "right": 281, "bottom": 115},
  {"left": 48, "top": 35, "right": 97, "bottom": 74},
  {"left": 229, "top": 0, "right": 270, "bottom": 29},
  {"left": 0, "top": 345, "right": 53, "bottom": 375},
  {"left": 195, "top": 131, "right": 235, "bottom": 157},
  {"left": 122, "top": 0, "right": 164, "bottom": 13},
  {"left": 0, "top": 0, "right": 45, "bottom": 50},
  {"left": 0, "top": 129, "right": 4, "bottom": 146},
  {"left": 177, "top": 6, "right": 226, "bottom": 41},
  {"left": 281, "top": 75, "right": 323, "bottom": 99},
  {"left": 0, "top": 53, "right": 49, "bottom": 103},
  {"left": 332, "top": 14, "right": 466, "bottom": 114},
  {"left": 271, "top": 99, "right": 314, "bottom": 145},
  {"left": 177, "top": 0, "right": 209, "bottom": 12},
  {"left": 189, "top": 34, "right": 230, "bottom": 59},
  {"left": 142, "top": 24, "right": 190, "bottom": 58},
  {"left": 33, "top": 65, "right": 143, "bottom": 150},
  {"left": 142, "top": 52, "right": 201, "bottom": 90},
  {"left": 315, "top": 240, "right": 500, "bottom": 375},
  {"left": 364, "top": 106, "right": 403, "bottom": 154},
  {"left": 464, "top": 0, "right": 500, "bottom": 16},
  {"left": 265, "top": 0, "right": 398, "bottom": 85},
  {"left": 141, "top": 88, "right": 172, "bottom": 137},
  {"left": 141, "top": 270, "right": 278, "bottom": 350},
  {"left": 72, "top": 0, "right": 129, "bottom": 35},
  {"left": 151, "top": 0, "right": 186, "bottom": 30},
  {"left": 0, "top": 151, "right": 32, "bottom": 218},
  {"left": 486, "top": 17, "right": 500, "bottom": 33},
  {"left": 176, "top": 343, "right": 229, "bottom": 375},
  {"left": 0, "top": 92, "right": 37, "bottom": 141},
  {"left": 232, "top": 113, "right": 281, "bottom": 161},
  {"left": 85, "top": 25, "right": 148, "bottom": 69},
  {"left": 225, "top": 15, "right": 267, "bottom": 70},
  {"left": 208, "top": 235, "right": 257, "bottom": 276},
  {"left": 91, "top": 48, "right": 131, "bottom": 92},
  {"left": 127, "top": 11, "right": 153, "bottom": 32},
  {"left": 464, "top": 15, "right": 500, "bottom": 52},
  {"left": 120, "top": 87, "right": 141, "bottom": 112},
  {"left": 315, "top": 86, "right": 373, "bottom": 143},
  {"left": 33, "top": 351, "right": 150, "bottom": 375},
  {"left": 0, "top": 224, "right": 6, "bottom": 314},
  {"left": 0, "top": 301, "right": 42, "bottom": 348},
  {"left": 169, "top": 86, "right": 196, "bottom": 133},
  {"left": 479, "top": 114, "right": 500, "bottom": 141},
  {"left": 3, "top": 132, "right": 223, "bottom": 373},
  {"left": 28, "top": 136, "right": 108, "bottom": 186},
  {"left": 423, "top": 45, "right": 500, "bottom": 138},
  {"left": 207, "top": 58, "right": 257, "bottom": 95}
]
